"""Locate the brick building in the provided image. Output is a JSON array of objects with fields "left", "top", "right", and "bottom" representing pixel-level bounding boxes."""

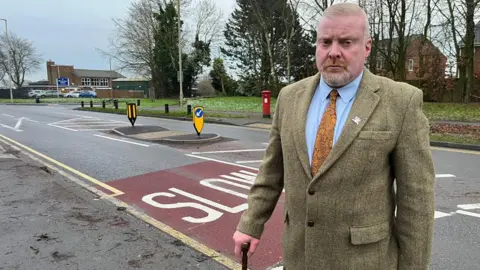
[
  {"left": 374, "top": 35, "right": 447, "bottom": 80},
  {"left": 46, "top": 60, "right": 125, "bottom": 89},
  {"left": 459, "top": 21, "right": 480, "bottom": 76}
]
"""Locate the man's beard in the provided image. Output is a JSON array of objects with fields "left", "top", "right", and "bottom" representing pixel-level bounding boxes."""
[{"left": 321, "top": 63, "right": 350, "bottom": 88}]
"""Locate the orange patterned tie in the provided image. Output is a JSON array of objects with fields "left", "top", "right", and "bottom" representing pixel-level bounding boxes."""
[{"left": 311, "top": 89, "right": 339, "bottom": 176}]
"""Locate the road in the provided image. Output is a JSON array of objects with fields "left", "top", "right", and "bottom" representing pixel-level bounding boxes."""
[{"left": 1, "top": 104, "right": 479, "bottom": 270}]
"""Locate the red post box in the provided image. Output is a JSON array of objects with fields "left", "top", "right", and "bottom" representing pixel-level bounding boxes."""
[{"left": 261, "top": 90, "right": 271, "bottom": 118}]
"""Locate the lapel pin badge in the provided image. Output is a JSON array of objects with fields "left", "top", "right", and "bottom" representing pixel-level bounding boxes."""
[{"left": 352, "top": 116, "right": 361, "bottom": 125}]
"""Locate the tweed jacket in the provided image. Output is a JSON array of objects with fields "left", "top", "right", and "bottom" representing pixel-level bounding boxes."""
[{"left": 236, "top": 68, "right": 435, "bottom": 269}]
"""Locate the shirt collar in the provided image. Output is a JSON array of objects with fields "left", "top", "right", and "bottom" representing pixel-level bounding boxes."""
[{"left": 318, "top": 71, "right": 363, "bottom": 103}]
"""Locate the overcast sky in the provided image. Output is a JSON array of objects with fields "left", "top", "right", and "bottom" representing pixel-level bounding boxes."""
[{"left": 0, "top": 0, "right": 237, "bottom": 82}]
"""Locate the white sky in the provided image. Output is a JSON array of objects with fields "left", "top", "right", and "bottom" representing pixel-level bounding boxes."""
[{"left": 0, "top": 0, "right": 237, "bottom": 82}]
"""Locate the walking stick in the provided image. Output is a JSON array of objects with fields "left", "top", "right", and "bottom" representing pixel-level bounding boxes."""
[{"left": 241, "top": 242, "right": 250, "bottom": 270}]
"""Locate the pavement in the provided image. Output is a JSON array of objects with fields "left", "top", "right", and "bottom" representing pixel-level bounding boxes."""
[{"left": 0, "top": 104, "right": 479, "bottom": 270}]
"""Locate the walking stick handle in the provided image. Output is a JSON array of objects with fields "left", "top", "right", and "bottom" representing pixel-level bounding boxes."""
[{"left": 241, "top": 242, "right": 250, "bottom": 270}]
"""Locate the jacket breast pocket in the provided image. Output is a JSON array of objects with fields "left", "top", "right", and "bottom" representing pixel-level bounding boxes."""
[
  {"left": 350, "top": 221, "right": 390, "bottom": 245},
  {"left": 357, "top": 131, "right": 393, "bottom": 141}
]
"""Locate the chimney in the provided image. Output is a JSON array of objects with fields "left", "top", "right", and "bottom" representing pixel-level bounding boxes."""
[{"left": 47, "top": 60, "right": 55, "bottom": 84}]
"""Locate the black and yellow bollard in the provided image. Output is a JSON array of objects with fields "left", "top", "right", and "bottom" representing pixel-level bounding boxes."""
[{"left": 126, "top": 103, "right": 137, "bottom": 127}]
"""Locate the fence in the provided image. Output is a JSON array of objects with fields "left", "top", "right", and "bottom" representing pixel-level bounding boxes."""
[{"left": 95, "top": 89, "right": 144, "bottom": 99}]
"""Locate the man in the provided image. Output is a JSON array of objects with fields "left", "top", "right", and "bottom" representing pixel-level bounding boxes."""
[{"left": 233, "top": 2, "right": 435, "bottom": 269}]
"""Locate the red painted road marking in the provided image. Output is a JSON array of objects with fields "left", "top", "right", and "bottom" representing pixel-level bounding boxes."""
[{"left": 107, "top": 161, "right": 284, "bottom": 270}]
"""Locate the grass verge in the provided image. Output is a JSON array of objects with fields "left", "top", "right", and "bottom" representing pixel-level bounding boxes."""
[
  {"left": 430, "top": 134, "right": 480, "bottom": 146},
  {"left": 423, "top": 102, "right": 480, "bottom": 122},
  {"left": 77, "top": 107, "right": 246, "bottom": 119},
  {"left": 0, "top": 98, "right": 179, "bottom": 108}
]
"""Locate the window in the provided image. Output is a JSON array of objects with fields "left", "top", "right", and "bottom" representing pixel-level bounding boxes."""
[
  {"left": 376, "top": 58, "right": 383, "bottom": 69},
  {"left": 100, "top": 78, "right": 109, "bottom": 87},
  {"left": 408, "top": 59, "right": 414, "bottom": 71},
  {"left": 91, "top": 78, "right": 99, "bottom": 86},
  {"left": 81, "top": 78, "right": 91, "bottom": 86}
]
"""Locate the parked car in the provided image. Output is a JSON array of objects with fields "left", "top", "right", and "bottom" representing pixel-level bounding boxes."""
[
  {"left": 27, "top": 89, "right": 47, "bottom": 98},
  {"left": 78, "top": 90, "right": 97, "bottom": 98},
  {"left": 64, "top": 91, "right": 81, "bottom": 98},
  {"left": 44, "top": 90, "right": 64, "bottom": 98}
]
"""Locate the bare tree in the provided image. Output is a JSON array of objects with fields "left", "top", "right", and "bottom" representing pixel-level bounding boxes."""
[
  {"left": 193, "top": 0, "right": 224, "bottom": 48},
  {"left": 0, "top": 32, "right": 41, "bottom": 89},
  {"left": 435, "top": 0, "right": 477, "bottom": 102},
  {"left": 99, "top": 0, "right": 191, "bottom": 77},
  {"left": 295, "top": 0, "right": 335, "bottom": 32},
  {"left": 283, "top": 0, "right": 318, "bottom": 83}
]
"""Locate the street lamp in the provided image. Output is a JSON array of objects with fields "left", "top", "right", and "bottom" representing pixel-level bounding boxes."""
[
  {"left": 177, "top": 0, "right": 183, "bottom": 106},
  {"left": 0, "top": 18, "right": 13, "bottom": 102}
]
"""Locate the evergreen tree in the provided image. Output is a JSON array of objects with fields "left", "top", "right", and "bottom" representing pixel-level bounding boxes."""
[
  {"left": 209, "top": 57, "right": 236, "bottom": 95},
  {"left": 153, "top": 1, "right": 211, "bottom": 98},
  {"left": 153, "top": 1, "right": 180, "bottom": 97},
  {"left": 221, "top": 0, "right": 313, "bottom": 96}
]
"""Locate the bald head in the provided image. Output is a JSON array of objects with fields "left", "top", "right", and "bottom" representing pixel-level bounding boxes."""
[{"left": 320, "top": 3, "right": 370, "bottom": 39}]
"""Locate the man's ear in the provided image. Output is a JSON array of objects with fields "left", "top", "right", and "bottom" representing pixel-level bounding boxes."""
[{"left": 365, "top": 37, "right": 372, "bottom": 58}]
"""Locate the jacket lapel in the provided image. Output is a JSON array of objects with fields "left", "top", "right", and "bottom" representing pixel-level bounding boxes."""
[
  {"left": 312, "top": 69, "right": 380, "bottom": 181},
  {"left": 293, "top": 73, "right": 321, "bottom": 180}
]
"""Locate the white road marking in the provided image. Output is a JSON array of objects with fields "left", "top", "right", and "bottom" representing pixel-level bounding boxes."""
[
  {"left": 434, "top": 211, "right": 453, "bottom": 219},
  {"left": 436, "top": 174, "right": 456, "bottom": 178},
  {"left": 456, "top": 210, "right": 480, "bottom": 218},
  {"left": 2, "top": 114, "right": 14, "bottom": 117},
  {"left": 0, "top": 123, "right": 21, "bottom": 132},
  {"left": 23, "top": 118, "right": 38, "bottom": 123},
  {"left": 191, "top": 149, "right": 266, "bottom": 155},
  {"left": 239, "top": 170, "right": 257, "bottom": 176},
  {"left": 76, "top": 129, "right": 118, "bottom": 131},
  {"left": 236, "top": 160, "right": 263, "bottom": 164},
  {"left": 171, "top": 187, "right": 248, "bottom": 213},
  {"left": 457, "top": 203, "right": 480, "bottom": 210},
  {"left": 185, "top": 154, "right": 259, "bottom": 170},
  {"left": 94, "top": 134, "right": 150, "bottom": 147},
  {"left": 47, "top": 123, "right": 78, "bottom": 131},
  {"left": 14, "top": 117, "right": 24, "bottom": 130},
  {"left": 60, "top": 123, "right": 129, "bottom": 128}
]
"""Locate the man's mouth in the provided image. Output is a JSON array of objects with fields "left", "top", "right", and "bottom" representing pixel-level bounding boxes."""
[{"left": 325, "top": 66, "right": 344, "bottom": 70}]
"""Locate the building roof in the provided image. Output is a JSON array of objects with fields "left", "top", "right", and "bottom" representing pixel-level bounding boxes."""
[
  {"left": 459, "top": 21, "right": 480, "bottom": 48},
  {"left": 73, "top": 69, "right": 125, "bottom": 79},
  {"left": 112, "top": 77, "right": 150, "bottom": 82},
  {"left": 376, "top": 34, "right": 445, "bottom": 58}
]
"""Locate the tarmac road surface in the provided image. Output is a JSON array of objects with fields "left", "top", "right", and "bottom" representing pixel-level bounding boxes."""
[{"left": 0, "top": 104, "right": 479, "bottom": 270}]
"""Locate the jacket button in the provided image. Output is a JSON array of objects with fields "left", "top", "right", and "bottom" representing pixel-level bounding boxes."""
[
  {"left": 307, "top": 221, "right": 314, "bottom": 227},
  {"left": 308, "top": 189, "right": 315, "bottom": 195}
]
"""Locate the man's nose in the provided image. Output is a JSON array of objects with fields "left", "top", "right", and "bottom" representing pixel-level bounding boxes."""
[{"left": 328, "top": 42, "right": 341, "bottom": 59}]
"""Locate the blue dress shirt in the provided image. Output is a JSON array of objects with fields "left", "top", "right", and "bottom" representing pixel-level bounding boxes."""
[{"left": 306, "top": 72, "right": 363, "bottom": 165}]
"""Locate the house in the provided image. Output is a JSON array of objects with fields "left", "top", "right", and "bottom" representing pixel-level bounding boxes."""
[
  {"left": 459, "top": 21, "right": 480, "bottom": 76},
  {"left": 373, "top": 35, "right": 447, "bottom": 80},
  {"left": 46, "top": 60, "right": 125, "bottom": 89}
]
